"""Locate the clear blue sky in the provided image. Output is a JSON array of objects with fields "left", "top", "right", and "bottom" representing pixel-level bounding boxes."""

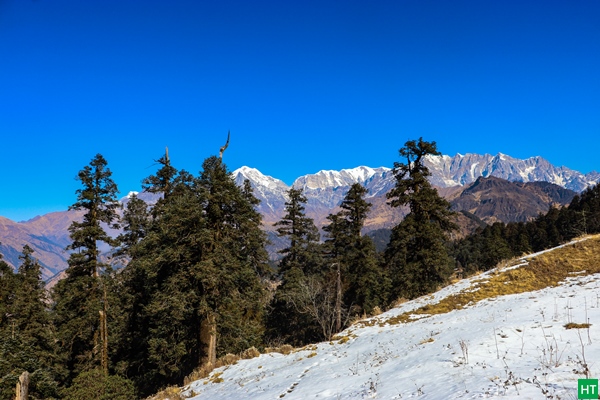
[{"left": 1, "top": 0, "right": 599, "bottom": 222}]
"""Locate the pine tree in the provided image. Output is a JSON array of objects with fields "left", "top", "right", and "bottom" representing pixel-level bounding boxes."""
[
  {"left": 0, "top": 246, "right": 60, "bottom": 399},
  {"left": 52, "top": 154, "right": 121, "bottom": 383},
  {"left": 196, "top": 156, "right": 269, "bottom": 357},
  {"left": 324, "top": 184, "right": 388, "bottom": 321},
  {"left": 0, "top": 246, "right": 15, "bottom": 335},
  {"left": 385, "top": 138, "right": 457, "bottom": 300},
  {"left": 116, "top": 193, "right": 150, "bottom": 258},
  {"left": 267, "top": 188, "right": 325, "bottom": 345},
  {"left": 118, "top": 155, "right": 268, "bottom": 396},
  {"left": 0, "top": 248, "right": 18, "bottom": 399},
  {"left": 142, "top": 148, "right": 177, "bottom": 201},
  {"left": 274, "top": 188, "right": 321, "bottom": 275}
]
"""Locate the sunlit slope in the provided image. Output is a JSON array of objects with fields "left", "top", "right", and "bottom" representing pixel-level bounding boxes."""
[{"left": 168, "top": 235, "right": 600, "bottom": 399}]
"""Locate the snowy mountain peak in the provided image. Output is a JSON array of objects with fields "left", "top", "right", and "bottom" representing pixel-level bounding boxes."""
[
  {"left": 292, "top": 166, "right": 390, "bottom": 190},
  {"left": 232, "top": 166, "right": 289, "bottom": 191},
  {"left": 424, "top": 153, "right": 598, "bottom": 192}
]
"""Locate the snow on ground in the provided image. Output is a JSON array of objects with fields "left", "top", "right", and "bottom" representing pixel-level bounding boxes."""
[{"left": 182, "top": 240, "right": 600, "bottom": 399}]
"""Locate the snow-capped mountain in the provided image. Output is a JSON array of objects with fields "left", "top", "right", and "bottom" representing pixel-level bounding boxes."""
[
  {"left": 291, "top": 167, "right": 395, "bottom": 225},
  {"left": 232, "top": 152, "right": 599, "bottom": 230},
  {"left": 232, "top": 167, "right": 290, "bottom": 224},
  {"left": 424, "top": 153, "right": 599, "bottom": 192},
  {"left": 232, "top": 166, "right": 398, "bottom": 227}
]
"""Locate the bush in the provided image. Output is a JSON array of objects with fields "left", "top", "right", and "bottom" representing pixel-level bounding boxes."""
[{"left": 63, "top": 369, "right": 136, "bottom": 400}]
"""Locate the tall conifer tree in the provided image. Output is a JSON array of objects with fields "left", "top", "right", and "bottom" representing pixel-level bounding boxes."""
[
  {"left": 0, "top": 246, "right": 60, "bottom": 399},
  {"left": 116, "top": 193, "right": 150, "bottom": 259},
  {"left": 274, "top": 188, "right": 320, "bottom": 275},
  {"left": 385, "top": 138, "right": 456, "bottom": 299},
  {"left": 119, "top": 154, "right": 268, "bottom": 396},
  {"left": 267, "top": 188, "right": 324, "bottom": 345},
  {"left": 324, "top": 184, "right": 387, "bottom": 321},
  {"left": 52, "top": 154, "right": 120, "bottom": 382}
]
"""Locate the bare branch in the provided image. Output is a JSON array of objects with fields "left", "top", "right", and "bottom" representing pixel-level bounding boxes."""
[{"left": 219, "top": 131, "right": 231, "bottom": 160}]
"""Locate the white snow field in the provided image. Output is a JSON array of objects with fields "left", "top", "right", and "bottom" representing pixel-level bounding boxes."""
[{"left": 180, "top": 236, "right": 600, "bottom": 399}]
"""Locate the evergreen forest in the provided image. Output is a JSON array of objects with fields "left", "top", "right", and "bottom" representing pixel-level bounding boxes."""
[{"left": 2, "top": 138, "right": 600, "bottom": 399}]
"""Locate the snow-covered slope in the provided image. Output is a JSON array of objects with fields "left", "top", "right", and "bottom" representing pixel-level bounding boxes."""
[{"left": 180, "top": 236, "right": 600, "bottom": 399}]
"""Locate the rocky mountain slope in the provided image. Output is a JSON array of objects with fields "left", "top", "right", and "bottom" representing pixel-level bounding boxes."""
[
  {"left": 451, "top": 176, "right": 577, "bottom": 224},
  {"left": 0, "top": 211, "right": 82, "bottom": 281}
]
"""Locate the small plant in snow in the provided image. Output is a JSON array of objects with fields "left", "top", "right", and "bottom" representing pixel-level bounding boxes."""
[
  {"left": 459, "top": 339, "right": 469, "bottom": 364},
  {"left": 532, "top": 374, "right": 558, "bottom": 399}
]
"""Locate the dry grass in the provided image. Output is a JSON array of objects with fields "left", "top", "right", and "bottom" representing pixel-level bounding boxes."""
[
  {"left": 183, "top": 347, "right": 261, "bottom": 385},
  {"left": 148, "top": 386, "right": 185, "bottom": 400},
  {"left": 379, "top": 235, "right": 600, "bottom": 327},
  {"left": 331, "top": 333, "right": 357, "bottom": 344},
  {"left": 564, "top": 323, "right": 592, "bottom": 329},
  {"left": 240, "top": 346, "right": 261, "bottom": 360},
  {"left": 265, "top": 344, "right": 294, "bottom": 355}
]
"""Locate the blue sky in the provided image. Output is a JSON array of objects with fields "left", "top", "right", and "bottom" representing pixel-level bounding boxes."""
[{"left": 1, "top": 0, "right": 599, "bottom": 222}]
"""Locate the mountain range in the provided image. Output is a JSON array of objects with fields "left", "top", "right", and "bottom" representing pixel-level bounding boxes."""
[
  {"left": 0, "top": 152, "right": 597, "bottom": 281},
  {"left": 233, "top": 152, "right": 596, "bottom": 230}
]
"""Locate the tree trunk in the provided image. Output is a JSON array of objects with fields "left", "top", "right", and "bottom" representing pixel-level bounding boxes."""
[
  {"left": 15, "top": 371, "right": 29, "bottom": 400},
  {"left": 200, "top": 314, "right": 217, "bottom": 368},
  {"left": 99, "top": 310, "right": 108, "bottom": 375},
  {"left": 99, "top": 283, "right": 109, "bottom": 375},
  {"left": 335, "top": 263, "right": 342, "bottom": 333}
]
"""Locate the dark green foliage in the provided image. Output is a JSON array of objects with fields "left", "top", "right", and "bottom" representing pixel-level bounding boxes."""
[
  {"left": 269, "top": 184, "right": 388, "bottom": 344},
  {"left": 63, "top": 368, "right": 136, "bottom": 400},
  {"left": 0, "top": 246, "right": 61, "bottom": 399},
  {"left": 65, "top": 154, "right": 121, "bottom": 277},
  {"left": 345, "top": 237, "right": 387, "bottom": 314},
  {"left": 385, "top": 138, "right": 457, "bottom": 300},
  {"left": 116, "top": 193, "right": 150, "bottom": 258},
  {"left": 267, "top": 266, "right": 324, "bottom": 346},
  {"left": 117, "top": 155, "right": 268, "bottom": 396},
  {"left": 324, "top": 184, "right": 388, "bottom": 316},
  {"left": 366, "top": 228, "right": 392, "bottom": 253},
  {"left": 142, "top": 151, "right": 177, "bottom": 202},
  {"left": 267, "top": 188, "right": 324, "bottom": 345},
  {"left": 274, "top": 188, "right": 321, "bottom": 275},
  {"left": 52, "top": 154, "right": 121, "bottom": 384},
  {"left": 0, "top": 248, "right": 15, "bottom": 334}
]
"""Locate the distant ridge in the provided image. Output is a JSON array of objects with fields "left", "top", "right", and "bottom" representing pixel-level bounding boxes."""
[
  {"left": 423, "top": 153, "right": 599, "bottom": 192},
  {"left": 0, "top": 152, "right": 598, "bottom": 280},
  {"left": 232, "top": 152, "right": 598, "bottom": 228}
]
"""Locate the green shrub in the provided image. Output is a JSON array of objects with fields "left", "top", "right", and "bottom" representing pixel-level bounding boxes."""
[{"left": 63, "top": 369, "right": 136, "bottom": 400}]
